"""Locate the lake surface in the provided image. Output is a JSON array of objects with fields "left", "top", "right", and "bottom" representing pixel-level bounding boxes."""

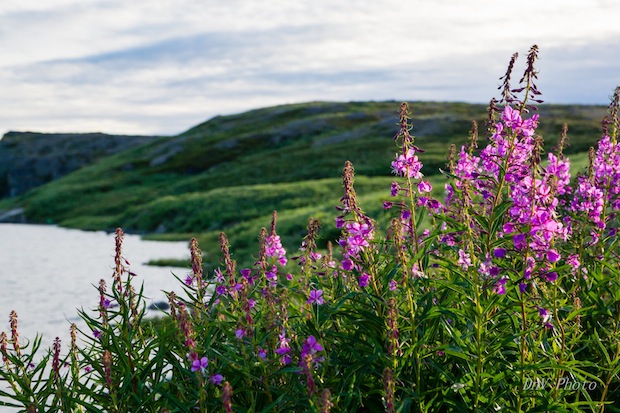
[{"left": 0, "top": 224, "right": 191, "bottom": 352}]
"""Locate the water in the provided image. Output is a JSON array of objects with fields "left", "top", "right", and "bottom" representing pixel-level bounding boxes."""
[{"left": 0, "top": 223, "right": 191, "bottom": 356}]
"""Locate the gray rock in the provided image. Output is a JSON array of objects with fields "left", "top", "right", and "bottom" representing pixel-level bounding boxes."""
[{"left": 0, "top": 132, "right": 159, "bottom": 198}]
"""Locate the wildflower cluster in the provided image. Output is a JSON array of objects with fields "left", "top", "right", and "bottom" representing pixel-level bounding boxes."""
[{"left": 1, "top": 47, "right": 620, "bottom": 413}]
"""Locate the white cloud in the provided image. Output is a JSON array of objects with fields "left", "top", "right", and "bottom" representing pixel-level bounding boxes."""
[{"left": 1, "top": 0, "right": 619, "bottom": 135}]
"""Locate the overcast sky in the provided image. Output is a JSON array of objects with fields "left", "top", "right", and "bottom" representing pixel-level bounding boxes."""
[{"left": 1, "top": 0, "right": 619, "bottom": 136}]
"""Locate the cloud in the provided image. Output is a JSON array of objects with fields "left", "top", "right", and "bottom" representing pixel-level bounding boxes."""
[{"left": 1, "top": 0, "right": 619, "bottom": 135}]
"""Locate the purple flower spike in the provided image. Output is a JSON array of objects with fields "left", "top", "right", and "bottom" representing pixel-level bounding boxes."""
[{"left": 265, "top": 234, "right": 287, "bottom": 265}]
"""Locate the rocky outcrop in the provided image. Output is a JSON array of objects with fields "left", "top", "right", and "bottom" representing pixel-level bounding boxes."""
[
  {"left": 0, "top": 131, "right": 159, "bottom": 198},
  {"left": 0, "top": 208, "right": 25, "bottom": 223}
]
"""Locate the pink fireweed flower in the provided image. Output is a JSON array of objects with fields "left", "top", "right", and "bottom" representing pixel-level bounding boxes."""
[
  {"left": 345, "top": 221, "right": 372, "bottom": 237},
  {"left": 478, "top": 258, "right": 493, "bottom": 277},
  {"left": 390, "top": 182, "right": 401, "bottom": 196},
  {"left": 493, "top": 277, "right": 508, "bottom": 295},
  {"left": 345, "top": 235, "right": 369, "bottom": 255},
  {"left": 542, "top": 271, "right": 558, "bottom": 282},
  {"left": 265, "top": 234, "right": 287, "bottom": 265},
  {"left": 538, "top": 307, "right": 554, "bottom": 329},
  {"left": 507, "top": 169, "right": 567, "bottom": 263},
  {"left": 513, "top": 233, "right": 527, "bottom": 250},
  {"left": 214, "top": 268, "right": 225, "bottom": 284},
  {"left": 265, "top": 267, "right": 277, "bottom": 284},
  {"left": 570, "top": 135, "right": 620, "bottom": 236},
  {"left": 191, "top": 356, "right": 209, "bottom": 374},
  {"left": 240, "top": 268, "right": 254, "bottom": 284},
  {"left": 301, "top": 336, "right": 324, "bottom": 361},
  {"left": 412, "top": 263, "right": 426, "bottom": 278},
  {"left": 546, "top": 153, "right": 572, "bottom": 196},
  {"left": 566, "top": 254, "right": 585, "bottom": 279},
  {"left": 417, "top": 180, "right": 432, "bottom": 193},
  {"left": 391, "top": 148, "right": 423, "bottom": 179},
  {"left": 502, "top": 105, "right": 522, "bottom": 129},
  {"left": 546, "top": 249, "right": 560, "bottom": 263},
  {"left": 493, "top": 248, "right": 507, "bottom": 258},
  {"left": 457, "top": 249, "right": 472, "bottom": 270},
  {"left": 335, "top": 216, "right": 345, "bottom": 228},
  {"left": 275, "top": 333, "right": 292, "bottom": 365},
  {"left": 455, "top": 147, "right": 482, "bottom": 181},
  {"left": 358, "top": 273, "right": 370, "bottom": 288},
  {"left": 501, "top": 106, "right": 539, "bottom": 137},
  {"left": 307, "top": 289, "right": 324, "bottom": 305}
]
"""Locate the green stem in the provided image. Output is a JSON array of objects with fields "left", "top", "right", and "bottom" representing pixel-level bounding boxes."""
[
  {"left": 517, "top": 294, "right": 527, "bottom": 413},
  {"left": 598, "top": 315, "right": 620, "bottom": 412}
]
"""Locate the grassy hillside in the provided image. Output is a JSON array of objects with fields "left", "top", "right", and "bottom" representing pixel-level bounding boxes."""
[{"left": 1, "top": 101, "right": 608, "bottom": 268}]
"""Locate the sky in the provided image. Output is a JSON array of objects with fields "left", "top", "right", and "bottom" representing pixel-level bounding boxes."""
[{"left": 1, "top": 0, "right": 619, "bottom": 136}]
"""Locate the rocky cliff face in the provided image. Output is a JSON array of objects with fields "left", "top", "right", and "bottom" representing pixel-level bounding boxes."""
[{"left": 0, "top": 131, "right": 158, "bottom": 198}]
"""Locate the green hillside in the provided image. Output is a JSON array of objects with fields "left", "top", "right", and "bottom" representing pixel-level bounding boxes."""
[{"left": 0, "top": 101, "right": 608, "bottom": 268}]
